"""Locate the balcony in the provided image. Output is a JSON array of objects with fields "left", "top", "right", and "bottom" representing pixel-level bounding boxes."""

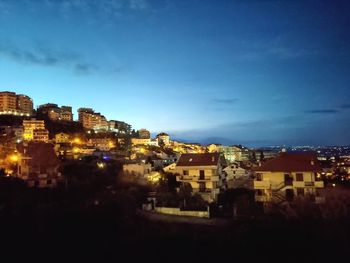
[
  {"left": 315, "top": 181, "right": 324, "bottom": 188},
  {"left": 253, "top": 180, "right": 270, "bottom": 189},
  {"left": 304, "top": 181, "right": 315, "bottom": 187},
  {"left": 177, "top": 175, "right": 220, "bottom": 182},
  {"left": 292, "top": 181, "right": 324, "bottom": 188}
]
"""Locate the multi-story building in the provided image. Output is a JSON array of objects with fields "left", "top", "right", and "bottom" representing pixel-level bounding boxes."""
[
  {"left": 138, "top": 128, "right": 150, "bottom": 139},
  {"left": 88, "top": 138, "right": 115, "bottom": 151},
  {"left": 23, "top": 119, "right": 49, "bottom": 143},
  {"left": 108, "top": 120, "right": 131, "bottom": 135},
  {"left": 78, "top": 108, "right": 108, "bottom": 131},
  {"left": 55, "top": 133, "right": 70, "bottom": 144},
  {"left": 123, "top": 163, "right": 152, "bottom": 177},
  {"left": 156, "top": 132, "right": 170, "bottom": 146},
  {"left": 253, "top": 152, "right": 324, "bottom": 204},
  {"left": 16, "top": 94, "right": 33, "bottom": 116},
  {"left": 175, "top": 152, "right": 227, "bottom": 202},
  {"left": 60, "top": 106, "right": 73, "bottom": 121},
  {"left": 207, "top": 144, "right": 250, "bottom": 163},
  {"left": 0, "top": 91, "right": 33, "bottom": 116},
  {"left": 131, "top": 138, "right": 151, "bottom": 146},
  {"left": 38, "top": 103, "right": 73, "bottom": 121},
  {"left": 16, "top": 142, "right": 61, "bottom": 188}
]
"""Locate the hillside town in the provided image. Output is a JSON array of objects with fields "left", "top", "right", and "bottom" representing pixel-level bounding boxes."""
[{"left": 1, "top": 91, "right": 350, "bottom": 221}]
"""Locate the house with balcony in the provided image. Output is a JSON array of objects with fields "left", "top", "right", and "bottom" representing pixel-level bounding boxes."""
[
  {"left": 253, "top": 152, "right": 324, "bottom": 204},
  {"left": 224, "top": 162, "right": 252, "bottom": 189},
  {"left": 175, "top": 152, "right": 227, "bottom": 203}
]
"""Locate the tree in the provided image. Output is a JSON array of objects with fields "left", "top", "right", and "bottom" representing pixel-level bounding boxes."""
[
  {"left": 158, "top": 139, "right": 165, "bottom": 148},
  {"left": 178, "top": 183, "right": 192, "bottom": 208},
  {"left": 259, "top": 151, "right": 265, "bottom": 161},
  {"left": 251, "top": 151, "right": 257, "bottom": 162}
]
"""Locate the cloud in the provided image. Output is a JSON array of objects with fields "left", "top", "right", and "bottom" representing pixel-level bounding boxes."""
[
  {"left": 339, "top": 104, "right": 350, "bottom": 109},
  {"left": 0, "top": 0, "right": 10, "bottom": 16},
  {"left": 43, "top": 0, "right": 150, "bottom": 14},
  {"left": 212, "top": 98, "right": 239, "bottom": 104},
  {"left": 304, "top": 109, "right": 339, "bottom": 114},
  {"left": 0, "top": 42, "right": 97, "bottom": 75},
  {"left": 129, "top": 0, "right": 148, "bottom": 10}
]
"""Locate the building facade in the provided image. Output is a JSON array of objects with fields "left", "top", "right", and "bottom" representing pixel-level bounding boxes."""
[
  {"left": 156, "top": 132, "right": 170, "bottom": 146},
  {"left": 38, "top": 103, "right": 73, "bottom": 121},
  {"left": 131, "top": 138, "right": 151, "bottom": 146},
  {"left": 138, "top": 128, "right": 150, "bottom": 139},
  {"left": 0, "top": 91, "right": 33, "bottom": 116},
  {"left": 108, "top": 120, "right": 132, "bottom": 135},
  {"left": 175, "top": 153, "right": 227, "bottom": 202},
  {"left": 253, "top": 152, "right": 325, "bottom": 204},
  {"left": 78, "top": 108, "right": 108, "bottom": 131},
  {"left": 23, "top": 119, "right": 49, "bottom": 143},
  {"left": 16, "top": 142, "right": 62, "bottom": 188}
]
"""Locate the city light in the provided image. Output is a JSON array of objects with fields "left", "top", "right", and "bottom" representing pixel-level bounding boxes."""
[
  {"left": 10, "top": 154, "right": 19, "bottom": 162},
  {"left": 97, "top": 162, "right": 106, "bottom": 169},
  {"left": 73, "top": 138, "right": 81, "bottom": 144}
]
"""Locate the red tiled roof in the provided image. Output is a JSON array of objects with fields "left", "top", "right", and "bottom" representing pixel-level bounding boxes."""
[
  {"left": 254, "top": 152, "right": 320, "bottom": 172},
  {"left": 177, "top": 153, "right": 220, "bottom": 167}
]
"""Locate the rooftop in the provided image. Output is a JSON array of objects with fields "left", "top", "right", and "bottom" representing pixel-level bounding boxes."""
[
  {"left": 177, "top": 152, "right": 220, "bottom": 166},
  {"left": 254, "top": 152, "right": 321, "bottom": 172}
]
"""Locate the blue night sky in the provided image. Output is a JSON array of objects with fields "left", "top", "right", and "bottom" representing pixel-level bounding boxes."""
[{"left": 0, "top": 0, "right": 349, "bottom": 146}]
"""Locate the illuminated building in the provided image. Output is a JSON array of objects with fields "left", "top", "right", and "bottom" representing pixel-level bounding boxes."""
[
  {"left": 138, "top": 128, "right": 150, "bottom": 139},
  {"left": 108, "top": 120, "right": 131, "bottom": 135},
  {"left": 131, "top": 138, "right": 151, "bottom": 146},
  {"left": 156, "top": 132, "right": 170, "bottom": 146},
  {"left": 23, "top": 119, "right": 49, "bottom": 143},
  {"left": 88, "top": 138, "right": 115, "bottom": 151},
  {"left": 207, "top": 144, "right": 250, "bottom": 162},
  {"left": 175, "top": 152, "right": 227, "bottom": 202},
  {"left": 0, "top": 91, "right": 33, "bottom": 116},
  {"left": 78, "top": 108, "right": 108, "bottom": 131},
  {"left": 253, "top": 152, "right": 325, "bottom": 204},
  {"left": 38, "top": 103, "right": 73, "bottom": 121},
  {"left": 55, "top": 133, "right": 70, "bottom": 144},
  {"left": 16, "top": 94, "right": 33, "bottom": 116}
]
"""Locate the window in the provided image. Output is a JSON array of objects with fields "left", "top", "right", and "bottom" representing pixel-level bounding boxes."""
[
  {"left": 256, "top": 189, "right": 264, "bottom": 196},
  {"left": 296, "top": 173, "right": 304, "bottom": 182},
  {"left": 199, "top": 182, "right": 206, "bottom": 192},
  {"left": 183, "top": 170, "right": 189, "bottom": 176},
  {"left": 256, "top": 173, "right": 263, "bottom": 181},
  {"left": 297, "top": 188, "right": 304, "bottom": 196},
  {"left": 199, "top": 170, "right": 205, "bottom": 180}
]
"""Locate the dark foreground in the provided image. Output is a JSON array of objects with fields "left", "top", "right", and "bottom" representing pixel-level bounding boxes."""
[{"left": 1, "top": 205, "right": 349, "bottom": 262}]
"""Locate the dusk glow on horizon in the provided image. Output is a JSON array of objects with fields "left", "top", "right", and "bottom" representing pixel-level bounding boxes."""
[{"left": 1, "top": 0, "right": 349, "bottom": 146}]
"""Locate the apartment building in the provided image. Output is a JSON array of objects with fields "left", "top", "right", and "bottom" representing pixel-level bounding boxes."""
[
  {"left": 108, "top": 120, "right": 131, "bottom": 135},
  {"left": 253, "top": 152, "right": 324, "bottom": 204},
  {"left": 175, "top": 152, "right": 227, "bottom": 202},
  {"left": 38, "top": 103, "right": 73, "bottom": 121},
  {"left": 78, "top": 108, "right": 108, "bottom": 131},
  {"left": 0, "top": 91, "right": 33, "bottom": 116},
  {"left": 23, "top": 119, "right": 49, "bottom": 143}
]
